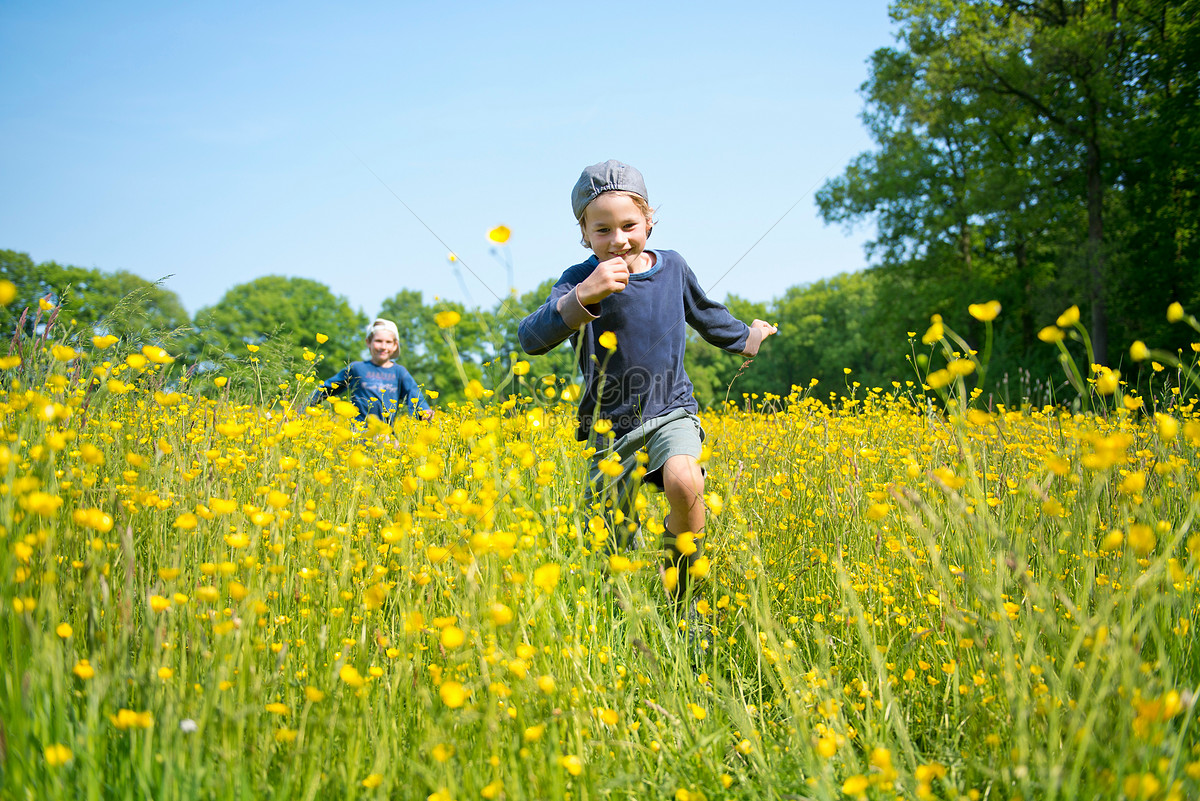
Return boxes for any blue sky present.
[1,1,894,317]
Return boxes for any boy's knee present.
[661,456,703,504]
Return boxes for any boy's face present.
[367,331,398,365]
[581,192,651,269]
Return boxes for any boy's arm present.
[397,367,434,420]
[307,366,351,406]
[517,263,607,355]
[681,265,776,355]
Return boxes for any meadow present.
[2,291,1199,800]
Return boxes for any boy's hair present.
[578,191,655,248]
[366,318,400,342]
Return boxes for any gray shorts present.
[585,408,705,550]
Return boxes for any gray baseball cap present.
[571,160,648,220]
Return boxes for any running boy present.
[309,318,433,422]
[518,160,776,602]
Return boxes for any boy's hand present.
[750,319,779,339]
[575,257,630,305]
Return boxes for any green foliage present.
[189,276,367,394]
[0,249,189,343]
[819,0,1200,381]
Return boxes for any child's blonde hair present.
[578,191,655,248]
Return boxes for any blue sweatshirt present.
[311,361,431,422]
[518,250,760,440]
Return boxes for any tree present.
[190,276,366,389]
[819,0,1200,377]
[0,249,189,342]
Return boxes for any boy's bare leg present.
[660,454,706,605]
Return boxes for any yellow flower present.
[1167,302,1184,322]
[56,622,73,639]
[1156,413,1179,441]
[1095,366,1120,395]
[662,566,679,594]
[435,310,461,329]
[361,774,383,788]
[533,563,560,593]
[597,456,624,478]
[1128,523,1156,556]
[214,376,228,388]
[305,686,326,702]
[842,774,869,795]
[439,680,468,708]
[109,709,153,730]
[559,754,584,776]
[141,345,174,364]
[947,358,975,376]
[1130,340,1149,361]
[265,702,288,715]
[523,724,545,742]
[1057,305,1080,327]
[92,334,119,349]
[52,344,79,362]
[23,491,63,517]
[688,702,707,720]
[44,744,73,767]
[487,225,512,244]
[1118,471,1146,495]
[598,330,618,351]
[440,626,465,648]
[1038,326,1065,343]
[149,595,171,612]
[0,280,15,305]
[489,603,514,626]
[926,368,952,390]
[968,300,1001,322]
[921,314,944,345]
[447,252,457,262]
[39,296,56,311]
[512,360,530,376]
[339,665,365,688]
[73,659,95,679]
[316,333,329,344]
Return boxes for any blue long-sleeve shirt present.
[310,361,431,422]
[518,250,756,440]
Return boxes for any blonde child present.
[518,160,776,603]
[309,318,433,422]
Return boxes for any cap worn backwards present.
[571,160,648,221]
[368,318,400,341]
